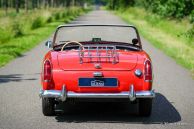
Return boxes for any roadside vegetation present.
[105,0,194,76]
[0,0,91,67]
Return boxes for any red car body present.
[39,25,155,116]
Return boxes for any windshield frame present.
[52,24,142,49]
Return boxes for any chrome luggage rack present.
[78,45,119,64]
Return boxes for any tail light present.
[144,60,152,81]
[43,60,52,82]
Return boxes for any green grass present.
[114,7,194,76]
[0,7,89,67]
[0,22,61,66]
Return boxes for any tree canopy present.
[106,0,194,22]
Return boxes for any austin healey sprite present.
[39,24,155,116]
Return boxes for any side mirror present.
[132,38,139,45]
[45,41,52,48]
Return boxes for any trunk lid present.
[57,50,138,71]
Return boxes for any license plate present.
[79,78,117,87]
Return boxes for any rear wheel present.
[138,98,153,117]
[42,98,55,116]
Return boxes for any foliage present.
[54,12,61,20]
[11,21,24,37]
[106,0,134,10]
[190,10,194,23]
[184,25,194,39]
[141,0,194,19]
[31,17,44,29]
[47,16,53,23]
[0,28,11,44]
[62,11,67,18]
[106,0,194,22]
[0,0,92,14]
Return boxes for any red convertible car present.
[39,24,155,116]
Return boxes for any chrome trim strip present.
[39,85,155,101]
[67,91,129,98]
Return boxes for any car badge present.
[94,63,101,69]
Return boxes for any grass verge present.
[0,8,90,67]
[115,7,194,76]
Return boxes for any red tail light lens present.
[43,60,52,81]
[144,60,152,81]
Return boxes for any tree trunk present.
[32,0,36,9]
[66,0,71,7]
[43,0,45,8]
[0,0,1,8]
[25,0,28,13]
[16,0,19,13]
[46,0,49,8]
[4,0,8,15]
[72,0,75,6]
[51,0,53,8]
[112,0,116,10]
[37,0,40,9]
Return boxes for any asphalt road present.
[1,10,194,129]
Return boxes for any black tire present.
[42,98,55,116]
[138,98,153,117]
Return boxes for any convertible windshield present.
[54,25,140,46]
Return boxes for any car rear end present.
[39,25,155,116]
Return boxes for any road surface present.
[0,10,194,129]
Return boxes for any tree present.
[16,0,19,13]
[4,0,8,15]
[25,0,28,12]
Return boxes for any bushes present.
[134,0,194,18]
[62,11,67,18]
[54,12,61,20]
[0,20,24,43]
[108,0,194,22]
[31,17,44,29]
[46,16,53,23]
[185,26,194,40]
[145,0,194,19]
[0,21,24,44]
[190,10,194,23]
[107,0,134,10]
[12,21,24,37]
[0,28,11,44]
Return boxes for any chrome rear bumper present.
[39,85,155,102]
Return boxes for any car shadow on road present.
[54,93,181,124]
[0,74,38,83]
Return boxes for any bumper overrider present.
[39,85,155,102]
